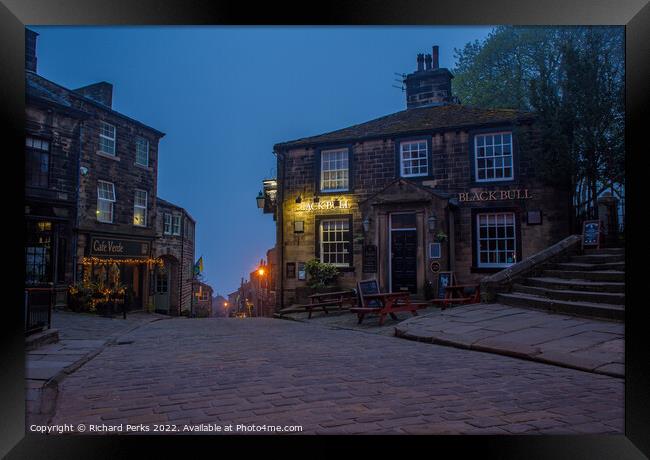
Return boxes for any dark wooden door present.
[391,230,418,293]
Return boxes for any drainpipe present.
[275,149,285,310]
[72,122,83,283]
[179,214,184,316]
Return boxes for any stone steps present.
[584,247,625,255]
[512,283,625,305]
[553,261,625,271]
[496,292,624,321]
[542,269,625,283]
[569,254,625,264]
[523,276,625,293]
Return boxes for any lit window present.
[133,189,147,226]
[477,212,517,268]
[400,140,428,177]
[320,148,349,191]
[97,181,115,223]
[172,215,181,235]
[475,132,513,182]
[99,121,116,155]
[163,213,172,235]
[25,136,50,188]
[319,219,351,267]
[135,137,149,166]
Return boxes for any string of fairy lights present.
[80,256,164,268]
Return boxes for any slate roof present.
[26,71,165,137]
[274,104,535,150]
[157,197,195,222]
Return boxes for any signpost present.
[582,220,601,249]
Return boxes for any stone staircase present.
[496,247,625,321]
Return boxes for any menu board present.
[582,220,601,249]
[362,245,378,273]
[437,272,455,299]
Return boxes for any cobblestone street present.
[48,317,624,435]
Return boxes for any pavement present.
[393,303,624,378]
[26,310,170,425]
[47,317,623,435]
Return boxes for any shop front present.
[80,235,160,311]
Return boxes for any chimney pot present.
[424,54,432,70]
[432,45,439,69]
[416,53,424,71]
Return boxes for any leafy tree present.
[453,26,624,231]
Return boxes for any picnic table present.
[430,284,480,310]
[350,291,424,326]
[278,289,357,319]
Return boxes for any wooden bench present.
[279,290,357,319]
[430,284,481,310]
[350,280,426,326]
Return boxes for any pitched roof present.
[274,104,534,150]
[26,71,165,137]
[157,197,195,222]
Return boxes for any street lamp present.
[427,213,437,232]
[256,191,265,209]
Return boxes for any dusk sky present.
[30,26,494,296]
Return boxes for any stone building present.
[25,28,166,311]
[263,46,570,309]
[152,198,196,315]
[192,280,214,317]
[24,29,85,304]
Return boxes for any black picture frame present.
[2,1,646,458]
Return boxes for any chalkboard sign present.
[357,279,381,307]
[362,245,378,273]
[582,220,601,249]
[437,272,455,299]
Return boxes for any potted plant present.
[305,258,340,290]
[434,230,448,243]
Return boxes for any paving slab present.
[394,303,624,378]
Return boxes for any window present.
[184,219,194,241]
[320,148,349,191]
[319,218,351,267]
[163,213,172,235]
[172,215,181,235]
[133,189,147,226]
[25,221,52,284]
[99,121,116,155]
[400,140,428,177]
[25,137,50,188]
[135,137,149,166]
[97,181,115,223]
[474,132,513,182]
[199,288,210,302]
[286,262,296,279]
[477,212,517,268]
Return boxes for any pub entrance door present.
[390,212,418,293]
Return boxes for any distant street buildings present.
[24,28,213,320]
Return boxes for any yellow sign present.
[297,198,351,212]
[458,189,532,202]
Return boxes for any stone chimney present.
[25,28,38,72]
[74,82,113,108]
[403,45,454,109]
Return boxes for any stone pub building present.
[265,46,570,308]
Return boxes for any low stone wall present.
[480,234,582,302]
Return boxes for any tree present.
[453,26,624,232]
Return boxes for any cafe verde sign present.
[458,189,532,203]
[90,237,150,258]
[297,197,351,212]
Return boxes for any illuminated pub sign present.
[296,197,351,212]
[89,236,150,258]
[458,189,532,202]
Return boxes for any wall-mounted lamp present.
[294,221,304,233]
[427,213,437,232]
[80,166,89,176]
[362,217,371,233]
[295,195,302,204]
[256,191,265,209]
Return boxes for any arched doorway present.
[154,255,179,315]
